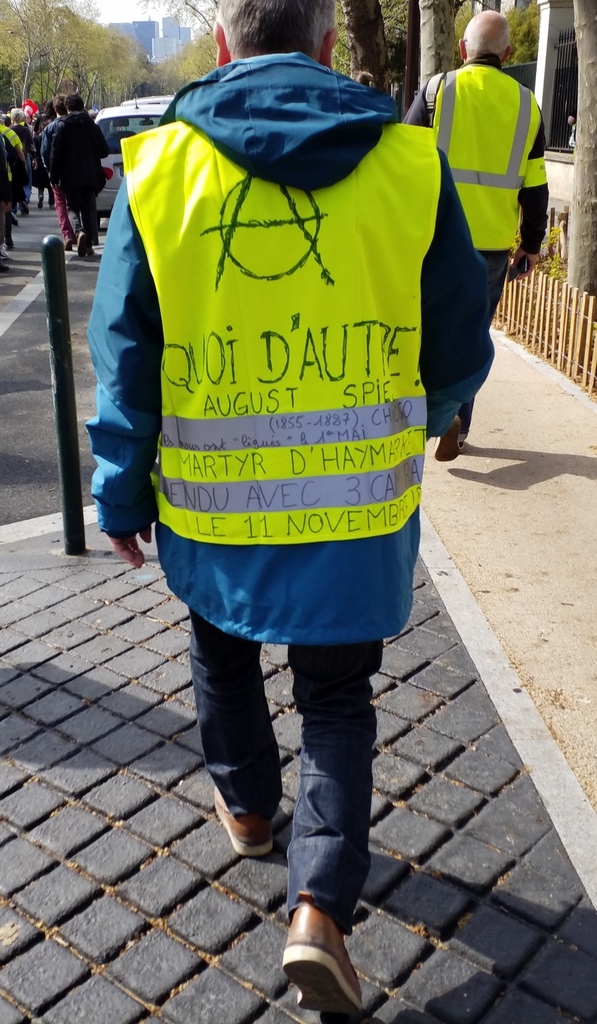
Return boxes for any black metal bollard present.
[41,235,86,555]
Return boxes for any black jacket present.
[0,142,11,204]
[50,111,109,193]
[12,123,35,159]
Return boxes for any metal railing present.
[549,28,577,152]
[502,61,537,93]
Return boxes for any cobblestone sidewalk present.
[0,528,596,1024]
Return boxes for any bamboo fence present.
[494,269,597,399]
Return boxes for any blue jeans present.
[188,610,382,934]
[22,155,32,205]
[458,248,509,436]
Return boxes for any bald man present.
[405,11,548,460]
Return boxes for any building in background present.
[133,20,159,57]
[109,22,137,41]
[152,17,190,60]
[470,0,532,10]
[109,16,191,61]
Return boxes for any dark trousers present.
[189,610,382,934]
[458,249,509,436]
[4,206,12,245]
[64,186,95,243]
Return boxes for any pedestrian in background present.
[0,120,26,251]
[405,10,548,459]
[86,0,493,1013]
[41,95,76,250]
[49,92,108,257]
[10,109,35,215]
[0,137,11,270]
[33,111,54,209]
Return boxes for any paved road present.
[0,208,103,526]
[1,528,596,1024]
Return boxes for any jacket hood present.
[161,53,397,190]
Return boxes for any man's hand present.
[108,527,152,567]
[512,247,538,280]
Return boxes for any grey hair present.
[463,11,510,60]
[217,0,336,58]
[10,108,25,123]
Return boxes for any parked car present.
[95,97,172,217]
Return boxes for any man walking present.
[0,120,25,252]
[0,138,11,271]
[49,93,108,257]
[405,10,548,460]
[86,0,493,1013]
[41,97,76,250]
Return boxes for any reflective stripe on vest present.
[124,122,441,545]
[161,397,428,452]
[159,454,425,515]
[436,71,531,191]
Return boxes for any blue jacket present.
[40,117,61,172]
[87,53,493,645]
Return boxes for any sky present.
[97,0,171,26]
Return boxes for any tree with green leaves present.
[454,0,539,69]
[504,0,540,66]
[0,0,50,104]
[150,32,216,94]
[0,0,146,107]
[339,0,388,90]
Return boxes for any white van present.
[95,97,173,217]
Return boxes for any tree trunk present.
[568,0,597,297]
[21,57,32,105]
[419,0,455,83]
[339,0,389,92]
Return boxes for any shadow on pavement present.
[448,443,597,490]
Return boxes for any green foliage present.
[149,33,216,94]
[0,64,12,105]
[538,226,567,281]
[504,0,540,66]
[334,0,408,86]
[382,0,408,86]
[0,0,147,107]
[454,7,468,68]
[333,0,351,78]
[454,0,539,69]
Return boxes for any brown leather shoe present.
[434,414,462,462]
[283,895,361,1014]
[214,787,272,857]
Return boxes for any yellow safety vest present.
[433,65,547,250]
[0,125,23,183]
[123,121,441,545]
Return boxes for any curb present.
[419,509,597,908]
[0,505,98,546]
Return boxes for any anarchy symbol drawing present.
[201,175,335,290]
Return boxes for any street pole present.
[41,235,86,556]
[405,0,420,112]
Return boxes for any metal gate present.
[549,27,578,151]
[502,61,537,92]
